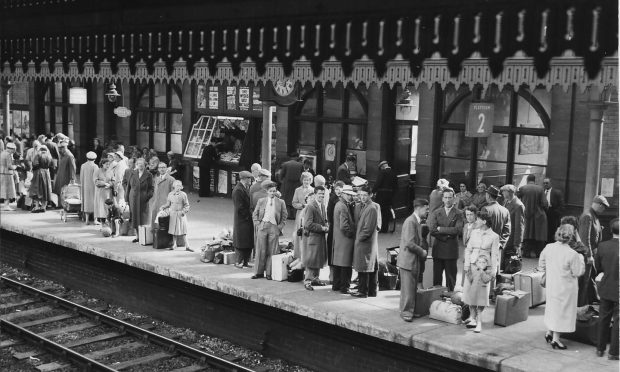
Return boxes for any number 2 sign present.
[465,102,494,137]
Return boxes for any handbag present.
[540,272,546,288]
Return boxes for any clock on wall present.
[274,79,295,96]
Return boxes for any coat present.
[113,160,128,202]
[332,199,356,267]
[578,209,603,258]
[53,150,76,195]
[93,168,113,219]
[519,183,548,241]
[150,174,175,226]
[336,163,352,185]
[353,201,379,272]
[372,167,397,205]
[428,189,444,212]
[291,185,314,258]
[463,228,500,306]
[397,213,427,274]
[232,183,254,249]
[303,201,328,269]
[545,188,564,241]
[29,153,53,202]
[503,197,525,254]
[427,207,464,259]
[471,192,487,209]
[326,191,340,265]
[595,237,619,302]
[249,181,265,211]
[162,190,189,235]
[455,191,473,209]
[482,201,511,248]
[126,170,154,228]
[279,159,303,206]
[252,196,287,232]
[0,150,16,199]
[79,161,98,213]
[539,242,585,332]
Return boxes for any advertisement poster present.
[208,86,219,109]
[226,86,237,110]
[197,84,207,108]
[239,87,250,110]
[253,86,262,111]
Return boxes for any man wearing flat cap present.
[0,142,17,211]
[252,180,287,279]
[578,194,609,306]
[80,152,99,224]
[373,160,397,233]
[482,185,511,270]
[233,171,255,268]
[53,141,76,197]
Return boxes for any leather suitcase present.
[271,253,293,281]
[565,316,610,346]
[415,286,446,316]
[153,229,173,249]
[222,251,237,265]
[514,272,546,307]
[138,225,153,245]
[429,300,462,324]
[494,290,530,326]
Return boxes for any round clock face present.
[274,79,295,96]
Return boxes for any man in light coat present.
[398,198,429,322]
[518,174,548,257]
[332,185,357,294]
[501,184,525,258]
[302,186,329,290]
[252,181,287,279]
[150,162,175,227]
[351,185,379,298]
[79,151,99,224]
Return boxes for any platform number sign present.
[466,103,494,137]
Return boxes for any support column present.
[2,80,12,135]
[582,101,609,212]
[261,105,275,171]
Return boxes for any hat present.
[114,150,124,158]
[5,142,16,150]
[58,141,68,148]
[86,151,97,160]
[258,168,271,177]
[436,178,449,188]
[593,195,610,208]
[378,161,388,168]
[342,185,357,196]
[239,170,253,179]
[261,180,278,190]
[486,185,500,198]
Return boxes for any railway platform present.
[0,194,617,372]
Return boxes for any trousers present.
[254,222,279,276]
[332,266,352,292]
[358,260,378,296]
[399,267,419,316]
[433,258,457,291]
[598,298,619,356]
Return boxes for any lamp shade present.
[69,87,87,104]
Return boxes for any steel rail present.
[0,276,255,372]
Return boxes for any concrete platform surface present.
[0,193,617,372]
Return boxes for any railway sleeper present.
[13,331,124,360]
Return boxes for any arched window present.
[133,81,183,153]
[438,83,551,189]
[41,81,73,138]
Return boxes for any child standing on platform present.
[161,180,190,250]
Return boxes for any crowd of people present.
[1,137,617,359]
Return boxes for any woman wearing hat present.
[93,158,114,224]
[291,172,314,259]
[1,142,18,211]
[53,141,76,197]
[80,152,99,223]
[28,146,53,213]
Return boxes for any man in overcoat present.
[125,158,154,242]
[543,178,564,244]
[518,174,548,257]
[302,186,329,290]
[398,198,429,322]
[578,194,608,306]
[332,185,356,293]
[501,184,525,258]
[373,161,398,233]
[79,151,99,224]
[427,188,464,291]
[595,218,619,360]
[233,171,255,267]
[252,181,287,279]
[482,185,511,269]
[279,153,303,218]
[150,162,175,227]
[351,185,379,298]
[53,141,76,197]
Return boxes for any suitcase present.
[497,272,516,284]
[421,256,434,289]
[222,251,237,264]
[415,286,446,316]
[565,316,610,346]
[272,253,293,281]
[494,290,530,326]
[514,272,546,307]
[138,225,153,245]
[429,299,462,324]
[153,229,173,249]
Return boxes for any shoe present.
[185,246,194,252]
[550,341,567,350]
[340,289,352,295]
[132,238,139,243]
[466,320,477,329]
[233,263,243,269]
[474,322,481,333]
[401,314,413,322]
[350,292,367,298]
[596,350,605,357]
[464,317,474,325]
[304,283,314,291]
[609,355,619,361]
[251,274,264,279]
[412,313,423,318]
[545,333,553,343]
[266,275,272,280]
[368,293,377,297]
[311,280,326,286]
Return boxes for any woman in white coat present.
[538,224,585,350]
[291,172,314,260]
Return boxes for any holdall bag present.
[429,299,462,324]
[287,268,304,282]
[138,225,153,245]
[378,261,400,290]
[514,272,546,307]
[201,244,224,263]
[494,290,530,326]
[415,286,447,316]
[213,251,225,264]
[503,255,522,274]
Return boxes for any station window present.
[0,82,30,137]
[133,82,183,154]
[438,83,550,190]
[41,81,73,139]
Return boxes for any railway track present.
[0,276,256,372]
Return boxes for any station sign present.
[465,102,494,137]
[69,87,87,104]
[114,106,132,118]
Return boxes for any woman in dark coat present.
[125,158,154,242]
[199,145,217,197]
[232,172,254,267]
[29,146,53,212]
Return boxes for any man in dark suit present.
[501,184,525,258]
[518,174,548,257]
[543,178,564,243]
[252,181,288,279]
[373,161,398,233]
[336,154,356,185]
[279,153,303,219]
[398,198,429,322]
[427,188,464,291]
[482,185,511,270]
[578,194,608,306]
[595,218,619,360]
[232,171,254,268]
[302,186,329,290]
